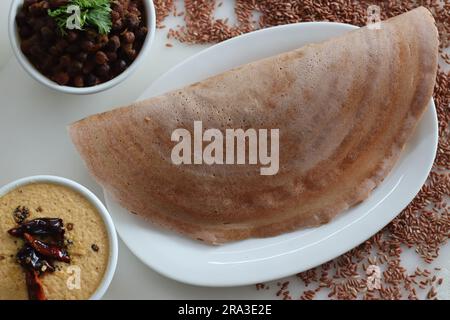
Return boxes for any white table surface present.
[0,0,448,300]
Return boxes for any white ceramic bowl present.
[8,0,156,95]
[0,175,118,300]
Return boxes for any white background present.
[0,0,448,299]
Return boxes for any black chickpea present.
[75,52,88,63]
[122,43,134,55]
[66,44,81,54]
[114,59,127,73]
[19,25,33,38]
[106,51,117,62]
[40,26,54,42]
[81,40,95,52]
[107,36,121,51]
[68,61,83,76]
[52,71,69,85]
[95,51,109,65]
[95,64,111,78]
[84,74,98,86]
[122,32,135,44]
[125,13,140,29]
[73,75,84,87]
[66,31,78,43]
[59,54,71,67]
[82,60,95,74]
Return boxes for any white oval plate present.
[104,22,438,287]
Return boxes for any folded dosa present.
[70,7,438,244]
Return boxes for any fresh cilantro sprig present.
[48,0,112,35]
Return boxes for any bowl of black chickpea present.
[9,0,155,94]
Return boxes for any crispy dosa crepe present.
[70,7,438,244]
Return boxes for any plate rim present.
[105,21,438,287]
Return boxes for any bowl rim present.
[8,0,156,95]
[0,175,118,300]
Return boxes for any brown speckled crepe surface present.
[70,7,438,244]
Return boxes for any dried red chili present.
[17,244,55,273]
[25,269,46,300]
[24,233,70,263]
[8,218,65,239]
[7,212,72,300]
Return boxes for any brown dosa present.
[70,7,438,244]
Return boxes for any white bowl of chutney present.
[0,175,118,300]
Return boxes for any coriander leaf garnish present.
[48,0,112,35]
